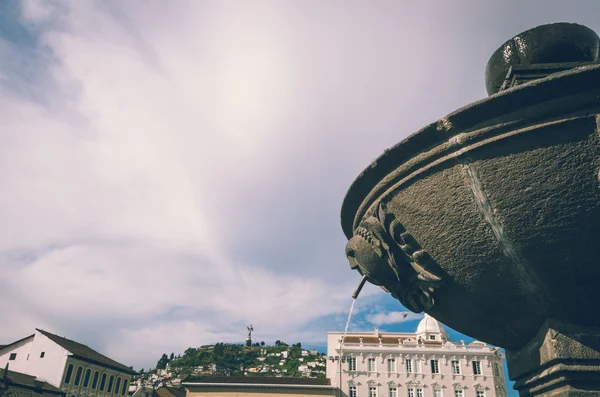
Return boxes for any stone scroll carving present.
[346,202,442,312]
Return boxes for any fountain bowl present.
[341,28,600,349]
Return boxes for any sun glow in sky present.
[2,2,600,396]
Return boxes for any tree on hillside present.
[275,340,281,346]
[260,341,265,346]
[170,352,175,360]
[214,343,225,357]
[156,354,169,370]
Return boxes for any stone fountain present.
[342,22,600,397]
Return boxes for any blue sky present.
[2,1,600,396]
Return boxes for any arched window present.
[107,375,115,393]
[83,369,91,387]
[64,364,74,384]
[100,373,107,391]
[92,371,100,389]
[121,380,128,396]
[74,366,83,386]
[115,377,122,395]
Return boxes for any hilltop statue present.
[246,325,253,347]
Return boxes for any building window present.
[92,371,99,389]
[476,391,485,397]
[349,385,357,397]
[389,387,397,397]
[100,373,107,391]
[74,366,83,386]
[387,358,396,373]
[429,335,436,340]
[451,360,461,374]
[406,359,413,373]
[83,369,91,387]
[115,377,122,395]
[368,358,376,372]
[8,353,16,360]
[108,375,115,393]
[472,360,482,375]
[40,352,45,358]
[348,357,357,371]
[454,390,463,397]
[408,388,422,397]
[433,389,442,397]
[64,364,74,384]
[493,362,500,376]
[369,387,377,397]
[431,359,440,374]
[121,380,128,396]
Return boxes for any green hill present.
[153,342,327,378]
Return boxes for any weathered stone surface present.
[485,23,600,95]
[506,320,600,396]
[340,23,600,397]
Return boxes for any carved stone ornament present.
[345,202,442,312]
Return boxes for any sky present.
[1,0,600,395]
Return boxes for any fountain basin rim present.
[341,63,600,239]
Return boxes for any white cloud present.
[366,311,424,326]
[4,0,598,375]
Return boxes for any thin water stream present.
[341,299,356,349]
[336,275,366,392]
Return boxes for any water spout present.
[351,275,368,299]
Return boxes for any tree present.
[275,340,281,347]
[139,369,144,374]
[214,343,224,357]
[170,352,175,360]
[156,354,169,370]
[260,341,265,346]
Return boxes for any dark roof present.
[36,329,136,375]
[0,367,65,395]
[183,376,331,386]
[154,386,186,397]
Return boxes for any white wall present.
[0,336,34,373]
[26,330,71,386]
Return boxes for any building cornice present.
[335,346,499,356]
[182,382,336,390]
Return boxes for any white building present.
[0,329,137,397]
[326,315,508,397]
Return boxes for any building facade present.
[326,315,508,397]
[0,329,136,397]
[183,376,337,397]
[0,366,66,397]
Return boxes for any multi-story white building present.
[0,329,136,397]
[326,315,508,397]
